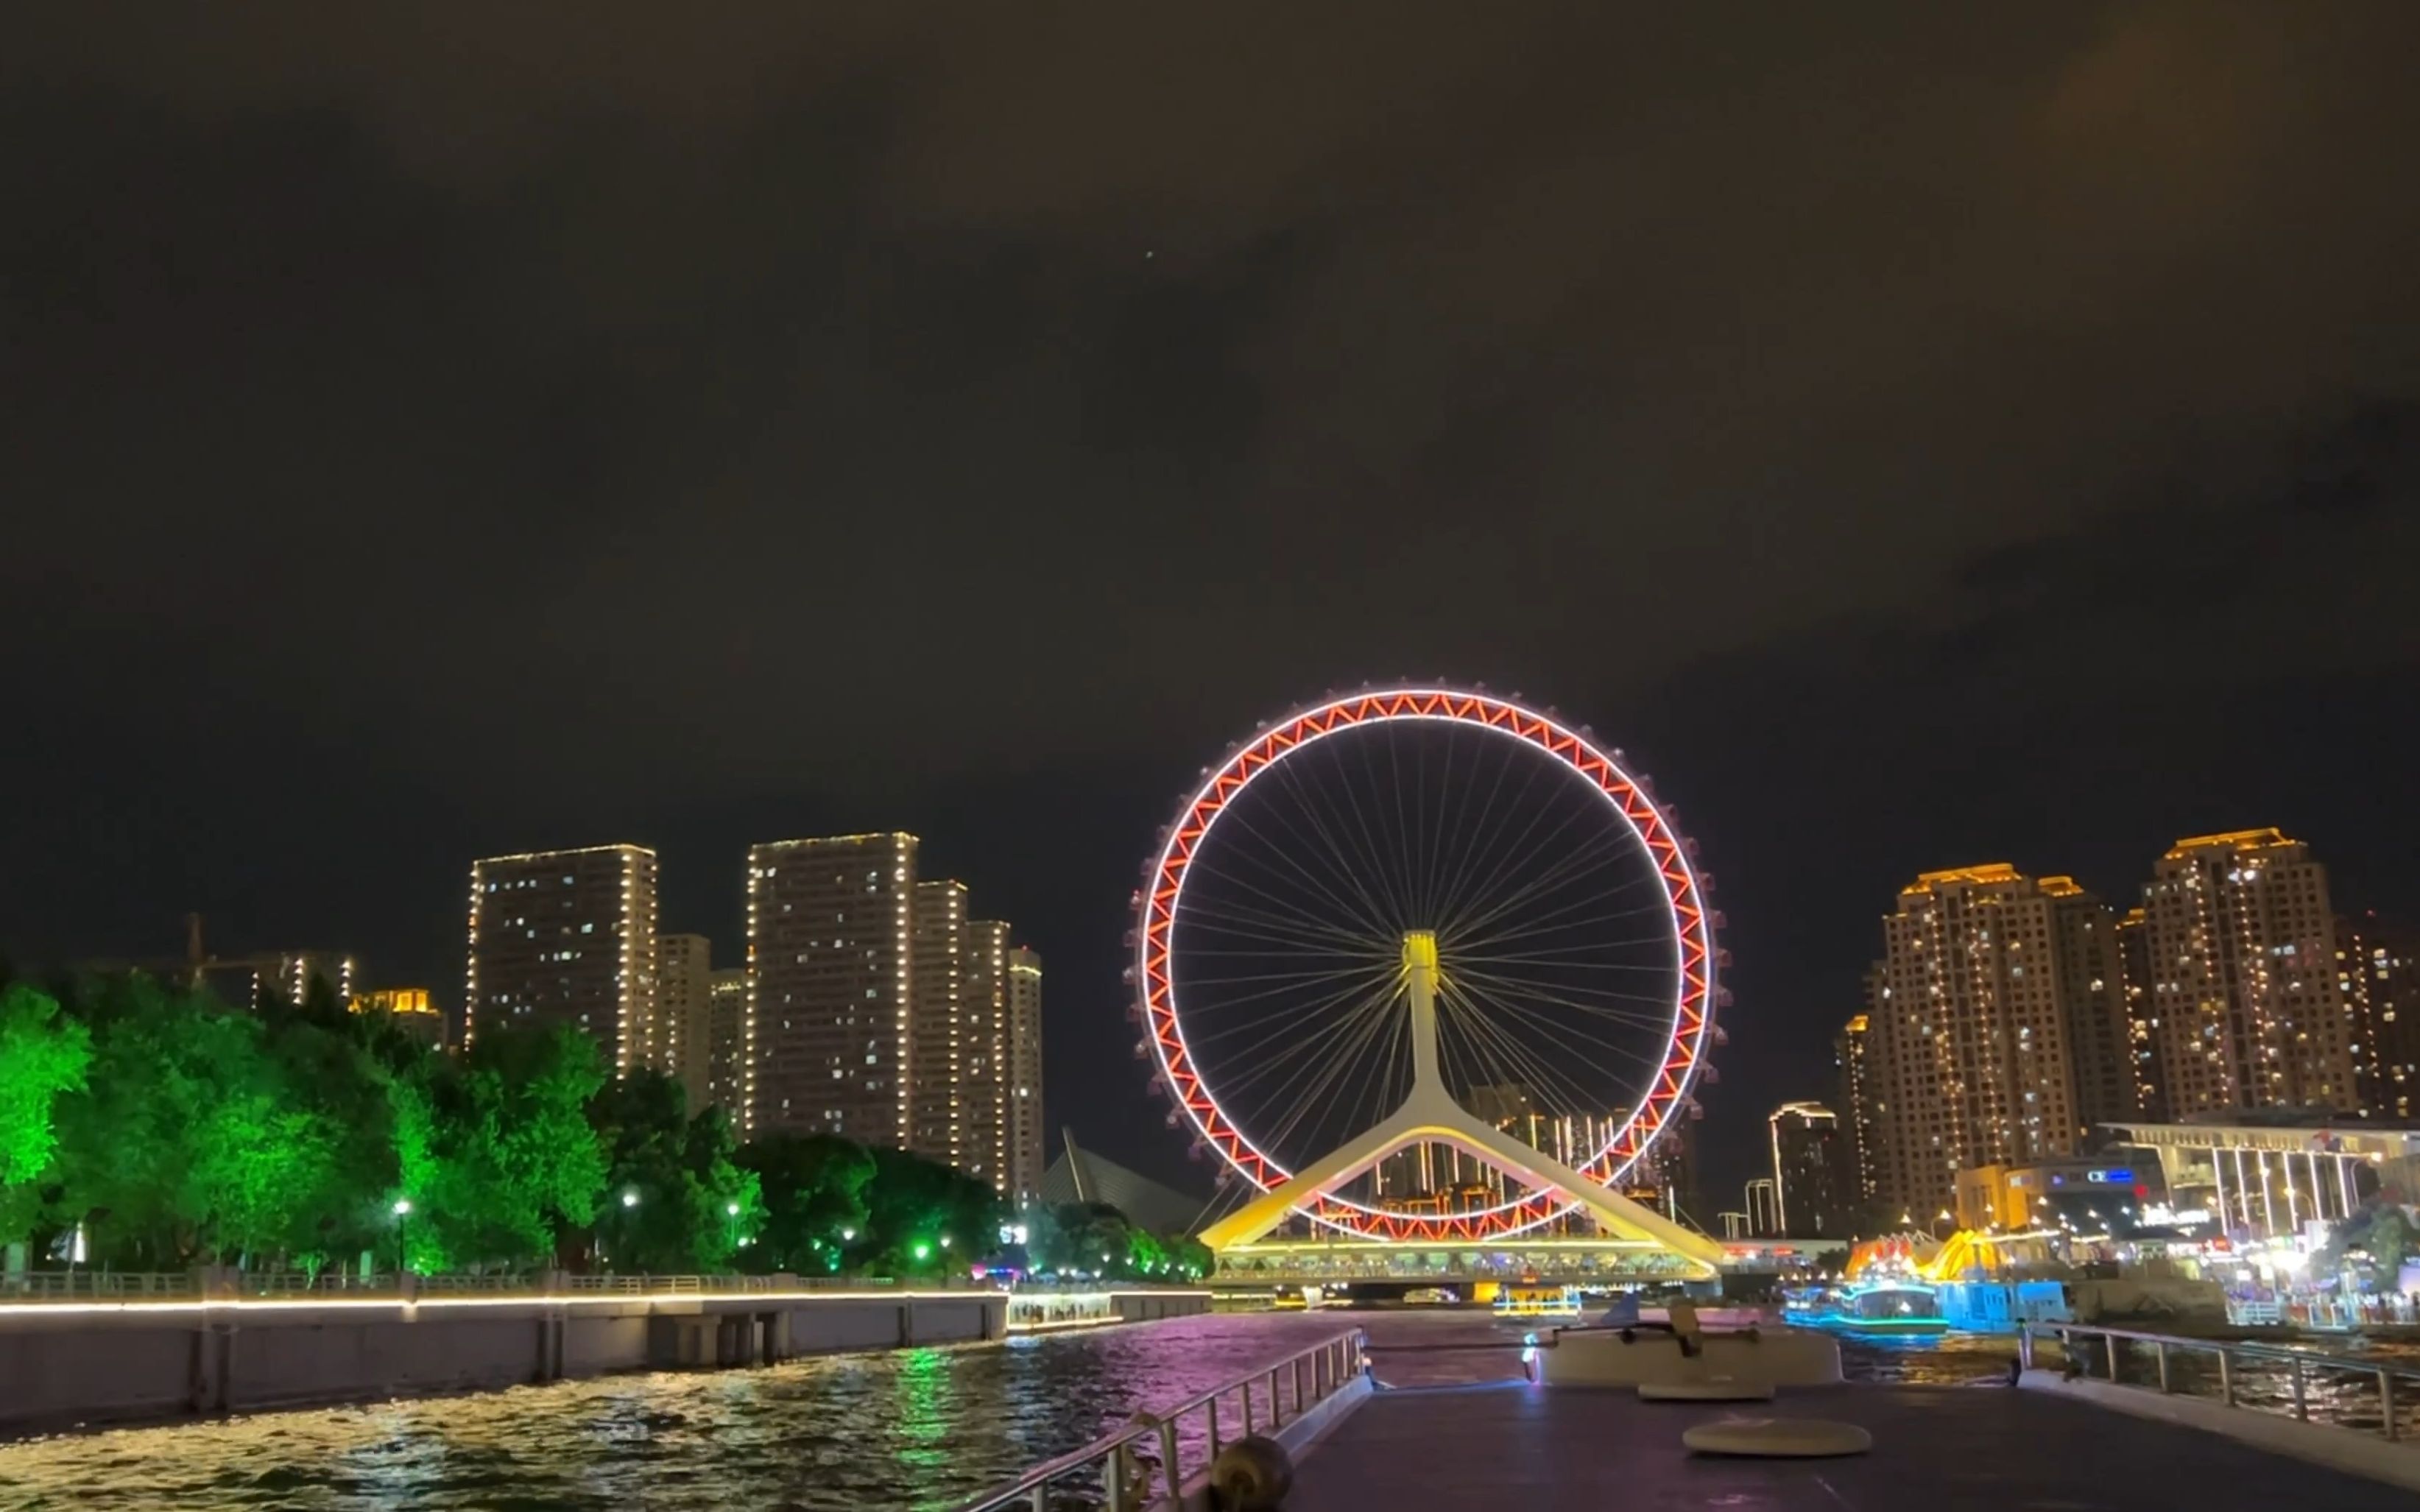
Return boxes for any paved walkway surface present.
[1284,1378,2413,1510]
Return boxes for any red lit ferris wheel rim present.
[1137,687,1718,1243]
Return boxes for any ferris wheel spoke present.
[1193,804,1382,935]
[1215,796,1403,943]
[1182,886,1371,961]
[1176,912,1382,966]
[1440,824,1648,944]
[1450,961,1679,1017]
[1176,953,1394,977]
[1382,727,1425,928]
[1452,978,1674,1070]
[1406,726,1431,927]
[1180,856,1394,951]
[1442,967,1674,1035]
[1179,969,1395,1006]
[1447,988,1645,1120]
[1428,757,1598,933]
[1263,743,1404,931]
[1324,1007,1410,1165]
[1438,981,1624,1117]
[1433,992,1536,1114]
[1436,726,1548,927]
[1200,984,1393,1096]
[1412,718,1453,929]
[1221,986,1404,1146]
[1196,839,1389,948]
[1443,886,1671,953]
[1298,728,1431,929]
[1297,728,1416,936]
[1436,981,1579,1116]
[1326,721,1413,924]
[1449,941,1676,969]
[1450,964,1681,1021]
[1172,969,1399,1028]
[1327,723,1419,928]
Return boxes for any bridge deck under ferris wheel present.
[1133,688,1730,1282]
[1194,932,1724,1275]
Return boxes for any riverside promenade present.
[0,1269,1209,1435]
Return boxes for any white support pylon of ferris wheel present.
[1195,930,1728,1273]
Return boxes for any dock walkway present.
[1286,1377,2412,1510]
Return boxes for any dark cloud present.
[4,2,2418,1198]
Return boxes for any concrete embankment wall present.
[0,1288,1082,1435]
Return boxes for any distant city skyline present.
[31,812,2416,1226]
[1835,829,2410,1234]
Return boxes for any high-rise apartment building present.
[909,881,970,1165]
[1005,944,1045,1204]
[2341,913,2419,1121]
[1768,1101,1846,1238]
[2137,830,2357,1116]
[960,919,1012,1193]
[745,833,917,1143]
[655,933,715,1113]
[2042,877,2138,1146]
[1859,864,2088,1222]
[466,844,658,1070]
[2115,908,2167,1122]
[1835,1010,1879,1228]
[706,967,747,1116]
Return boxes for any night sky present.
[6,5,2419,1213]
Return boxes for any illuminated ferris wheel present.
[1130,687,1727,1247]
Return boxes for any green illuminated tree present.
[52,978,350,1266]
[740,1132,875,1273]
[1124,1227,1166,1278]
[403,1028,608,1271]
[861,1146,1001,1276]
[588,1072,761,1272]
[0,986,92,1245]
[1031,1202,1132,1277]
[1162,1234,1214,1280]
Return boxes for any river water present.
[0,1312,2146,1511]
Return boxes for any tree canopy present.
[6,972,1179,1283]
[0,985,92,1245]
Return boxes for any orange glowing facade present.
[2136,830,2357,1116]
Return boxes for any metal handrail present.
[2024,1321,2420,1444]
[0,1271,197,1299]
[0,1268,1114,1304]
[953,1329,1368,1511]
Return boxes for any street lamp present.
[391,1198,414,1274]
[724,1201,741,1252]
[621,1189,641,1209]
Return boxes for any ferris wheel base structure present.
[1194,933,1726,1277]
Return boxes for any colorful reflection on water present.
[0,1312,1371,1511]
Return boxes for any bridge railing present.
[0,1269,1095,1304]
[2023,1322,2420,1444]
[0,1271,198,1300]
[953,1329,1367,1511]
